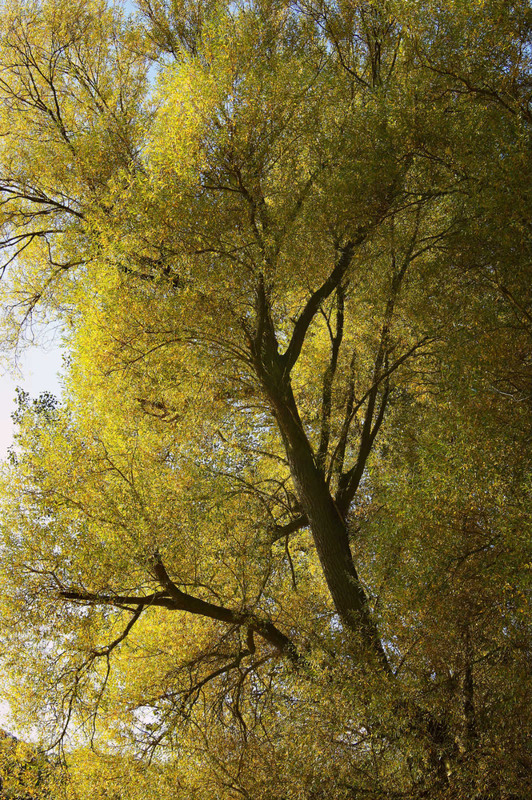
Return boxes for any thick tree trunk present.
[264,372,390,672]
[249,269,389,670]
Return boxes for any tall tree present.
[0,0,531,797]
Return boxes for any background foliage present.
[0,0,531,797]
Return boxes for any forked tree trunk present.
[261,364,390,672]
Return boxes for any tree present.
[0,0,531,797]
[0,729,63,799]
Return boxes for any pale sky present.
[0,344,64,460]
[0,342,64,732]
[0,0,138,744]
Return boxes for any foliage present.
[0,730,64,799]
[0,0,531,798]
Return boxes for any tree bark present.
[261,365,390,672]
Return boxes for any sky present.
[0,341,64,731]
[0,0,138,738]
[0,343,64,460]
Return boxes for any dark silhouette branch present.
[281,239,357,376]
[335,337,431,516]
[317,284,345,473]
[270,514,309,542]
[61,553,299,664]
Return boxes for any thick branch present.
[270,514,309,542]
[261,376,390,672]
[281,240,357,376]
[60,589,176,610]
[62,558,299,663]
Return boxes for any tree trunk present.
[264,370,390,672]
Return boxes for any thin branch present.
[317,284,345,472]
[330,336,431,497]
[90,604,144,658]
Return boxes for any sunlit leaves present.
[0,0,531,798]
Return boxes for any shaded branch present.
[317,284,345,473]
[270,513,309,543]
[150,551,298,660]
[335,337,431,516]
[61,554,299,663]
[281,239,357,376]
[335,214,426,515]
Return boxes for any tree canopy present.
[0,0,531,798]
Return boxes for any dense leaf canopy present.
[0,1,531,798]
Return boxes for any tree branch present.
[281,239,358,376]
[61,554,299,663]
[317,284,345,473]
[150,551,298,659]
[270,514,309,543]
[334,337,431,516]
[90,604,144,658]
